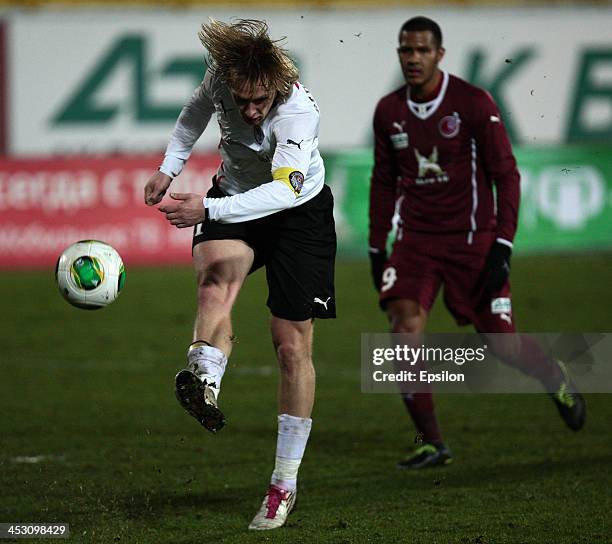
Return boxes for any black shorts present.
[193,184,336,321]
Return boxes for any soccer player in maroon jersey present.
[369,16,586,469]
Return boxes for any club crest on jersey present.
[289,171,305,194]
[439,112,461,138]
[390,121,409,149]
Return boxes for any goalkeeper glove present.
[484,241,512,293]
[369,249,387,291]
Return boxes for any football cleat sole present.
[175,369,225,433]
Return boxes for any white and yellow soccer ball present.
[55,240,126,310]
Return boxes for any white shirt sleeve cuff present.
[159,156,185,178]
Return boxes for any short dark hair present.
[399,17,443,48]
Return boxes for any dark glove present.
[369,249,387,291]
[484,242,512,293]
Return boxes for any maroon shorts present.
[380,231,515,332]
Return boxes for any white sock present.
[271,414,312,492]
[187,342,227,397]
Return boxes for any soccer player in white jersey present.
[144,19,336,530]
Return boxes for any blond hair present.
[199,19,299,100]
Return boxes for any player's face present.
[397,30,445,91]
[232,82,277,126]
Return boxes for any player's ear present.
[437,46,446,63]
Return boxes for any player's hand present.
[158,193,206,228]
[369,249,388,291]
[484,242,512,293]
[144,171,172,206]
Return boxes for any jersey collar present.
[406,71,449,120]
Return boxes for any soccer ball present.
[55,240,126,310]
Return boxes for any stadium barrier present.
[0,154,215,268]
[0,145,610,268]
[327,144,612,256]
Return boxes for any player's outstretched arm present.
[158,178,298,228]
[158,74,216,181]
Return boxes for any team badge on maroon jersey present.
[289,171,304,194]
[438,112,461,138]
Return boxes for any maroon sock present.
[401,391,443,445]
[497,334,564,392]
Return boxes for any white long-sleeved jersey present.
[159,70,325,223]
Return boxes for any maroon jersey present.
[369,71,520,250]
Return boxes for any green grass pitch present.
[1,255,611,543]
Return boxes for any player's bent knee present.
[389,312,427,334]
[391,318,423,334]
[386,299,427,333]
[276,342,306,367]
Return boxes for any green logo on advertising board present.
[567,49,612,142]
[52,35,303,128]
[465,47,612,144]
[53,35,205,124]
[466,47,537,143]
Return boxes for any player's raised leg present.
[175,239,254,433]
[387,299,453,469]
[475,311,586,431]
[248,317,314,530]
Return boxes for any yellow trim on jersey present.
[273,166,304,196]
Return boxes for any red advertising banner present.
[0,154,218,268]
